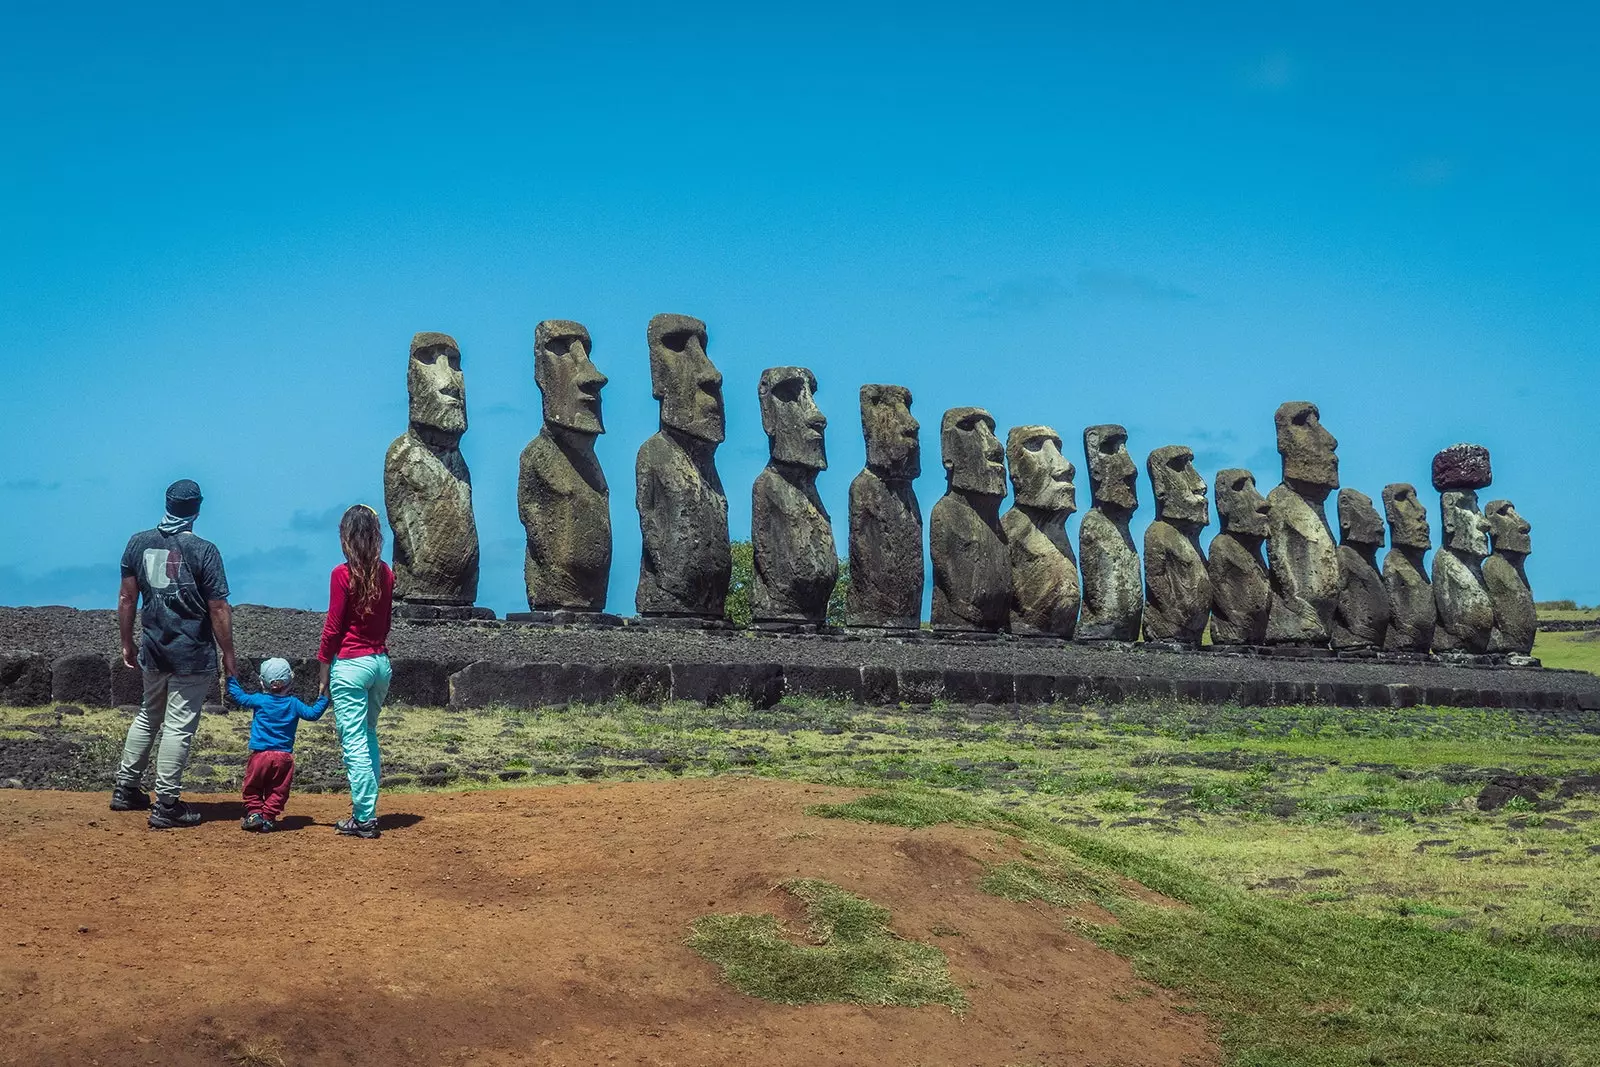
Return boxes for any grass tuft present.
[687,879,965,1012]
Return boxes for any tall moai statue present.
[518,321,611,615]
[385,332,483,613]
[1265,401,1340,644]
[1431,444,1495,653]
[1381,483,1436,652]
[1001,426,1080,637]
[846,385,923,629]
[1143,446,1211,647]
[1331,489,1391,650]
[1484,499,1536,655]
[930,407,1010,632]
[1078,424,1141,641]
[1208,469,1271,645]
[751,367,837,626]
[635,314,731,619]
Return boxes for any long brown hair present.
[340,505,385,616]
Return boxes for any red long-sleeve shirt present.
[318,562,394,664]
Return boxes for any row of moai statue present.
[382,321,1537,655]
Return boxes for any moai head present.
[534,320,606,435]
[1007,425,1075,514]
[759,366,827,470]
[1215,468,1269,538]
[408,332,466,439]
[648,313,724,443]
[860,384,920,479]
[1148,445,1208,527]
[1275,401,1339,491]
[1486,499,1532,556]
[1441,490,1492,558]
[1337,489,1385,549]
[1083,424,1138,512]
[941,407,1006,496]
[1383,483,1431,550]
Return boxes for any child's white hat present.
[260,658,294,687]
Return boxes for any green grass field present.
[5,693,1599,1064]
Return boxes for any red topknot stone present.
[1431,443,1492,492]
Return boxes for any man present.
[111,479,237,828]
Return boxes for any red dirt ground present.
[0,780,1218,1066]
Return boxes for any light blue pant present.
[330,653,391,823]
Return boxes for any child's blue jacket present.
[226,678,328,753]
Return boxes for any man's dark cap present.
[165,479,203,518]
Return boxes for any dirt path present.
[0,780,1217,1066]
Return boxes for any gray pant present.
[115,671,212,802]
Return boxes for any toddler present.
[226,658,328,832]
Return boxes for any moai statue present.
[846,385,923,629]
[751,367,837,626]
[1142,446,1211,647]
[1265,401,1340,645]
[1078,424,1141,641]
[1331,489,1390,650]
[635,314,731,619]
[1208,469,1272,645]
[1001,426,1080,637]
[1431,445,1495,653]
[930,407,1010,631]
[1484,500,1535,655]
[385,332,482,611]
[518,320,611,615]
[1381,483,1436,652]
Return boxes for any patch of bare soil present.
[0,780,1218,1066]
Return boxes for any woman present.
[317,504,394,840]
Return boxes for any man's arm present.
[208,600,237,678]
[117,575,140,670]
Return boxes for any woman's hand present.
[318,661,331,700]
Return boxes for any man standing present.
[111,479,237,828]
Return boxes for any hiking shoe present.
[257,817,278,833]
[110,785,151,812]
[241,812,267,832]
[148,800,202,829]
[334,816,380,840]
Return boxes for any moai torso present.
[1382,549,1435,652]
[635,429,731,616]
[1003,507,1080,637]
[847,470,923,627]
[931,493,1010,631]
[1265,486,1339,643]
[387,431,480,603]
[1078,508,1141,640]
[1143,445,1211,646]
[519,431,610,611]
[1208,533,1270,645]
[1433,549,1494,653]
[752,466,837,623]
[1485,499,1535,655]
[1331,489,1389,650]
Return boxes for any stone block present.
[895,668,945,705]
[0,651,51,707]
[1013,673,1057,707]
[51,653,112,706]
[861,665,899,705]
[781,665,865,703]
[942,669,1013,705]
[111,663,144,706]
[670,662,783,708]
[388,658,467,708]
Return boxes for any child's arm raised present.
[226,677,265,710]
[297,693,330,721]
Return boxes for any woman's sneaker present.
[148,800,202,830]
[241,812,267,832]
[334,816,380,839]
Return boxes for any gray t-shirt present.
[120,529,230,675]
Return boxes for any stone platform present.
[2,605,1597,714]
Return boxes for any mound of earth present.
[0,780,1216,1066]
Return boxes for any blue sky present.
[3,1,1596,614]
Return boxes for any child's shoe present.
[257,817,278,833]
[241,812,266,832]
[334,816,380,839]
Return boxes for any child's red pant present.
[242,750,295,820]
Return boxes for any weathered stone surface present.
[1143,445,1210,646]
[1432,443,1492,492]
[1208,468,1271,646]
[847,385,923,628]
[1078,424,1141,641]
[636,315,730,618]
[1433,488,1494,653]
[520,320,611,612]
[1485,499,1535,654]
[1332,489,1390,650]
[1266,401,1339,644]
[1381,483,1435,652]
[0,651,51,707]
[1002,425,1079,637]
[751,367,837,625]
[386,332,480,605]
[931,407,1009,631]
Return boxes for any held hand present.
[121,644,137,671]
